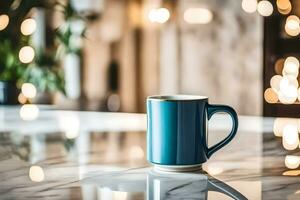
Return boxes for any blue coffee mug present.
[147,95,238,171]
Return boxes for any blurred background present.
[1,0,300,117]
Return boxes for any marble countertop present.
[0,106,299,200]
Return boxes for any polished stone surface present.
[0,106,300,200]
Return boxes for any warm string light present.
[241,0,274,16]
[19,46,35,63]
[0,14,9,31]
[21,83,37,99]
[266,56,300,104]
[277,0,292,15]
[241,0,257,13]
[148,8,170,24]
[277,0,291,10]
[278,82,297,104]
[264,88,278,103]
[283,56,299,77]
[19,17,37,105]
[270,75,282,92]
[20,18,37,36]
[18,93,27,104]
[183,8,213,24]
[147,7,215,25]
[285,15,300,36]
[257,0,273,17]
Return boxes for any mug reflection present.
[82,168,247,200]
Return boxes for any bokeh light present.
[282,124,299,150]
[285,15,300,36]
[285,155,300,169]
[279,76,290,91]
[20,18,37,36]
[241,0,257,13]
[184,8,213,24]
[264,88,278,103]
[19,104,39,121]
[273,118,299,137]
[286,76,299,88]
[277,0,292,15]
[148,8,170,24]
[273,118,283,137]
[271,56,299,104]
[273,118,288,137]
[283,56,299,77]
[21,83,37,99]
[18,93,27,104]
[279,77,298,97]
[257,1,273,17]
[278,6,291,15]
[274,58,285,75]
[277,0,291,10]
[270,75,282,92]
[29,165,45,182]
[59,113,80,139]
[278,86,298,104]
[19,46,35,63]
[282,170,300,176]
[0,14,9,31]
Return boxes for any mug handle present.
[206,104,238,158]
[207,178,247,200]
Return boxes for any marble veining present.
[0,107,299,200]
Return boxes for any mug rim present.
[147,94,208,101]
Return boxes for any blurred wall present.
[177,0,263,115]
[82,0,263,115]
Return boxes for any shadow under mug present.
[147,95,238,171]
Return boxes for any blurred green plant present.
[22,51,65,93]
[0,0,84,95]
[0,0,59,93]
[55,2,86,56]
[0,40,25,82]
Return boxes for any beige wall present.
[82,0,263,115]
[177,0,263,115]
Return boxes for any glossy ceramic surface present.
[147,95,238,166]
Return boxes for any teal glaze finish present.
[147,96,238,166]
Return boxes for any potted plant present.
[0,40,25,104]
[56,2,85,100]
[22,50,65,104]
